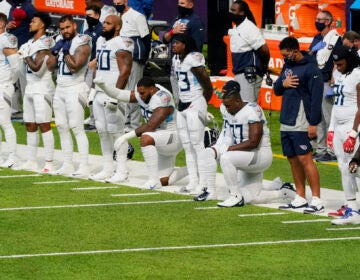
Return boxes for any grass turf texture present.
[0,107,350,279]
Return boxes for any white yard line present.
[1,236,359,259]
[0,199,192,211]
[72,186,120,190]
[326,227,360,231]
[111,193,160,197]
[0,174,42,178]
[238,212,288,217]
[33,180,80,185]
[282,219,330,224]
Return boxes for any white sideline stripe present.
[1,236,359,259]
[194,207,221,210]
[238,212,287,217]
[326,227,360,231]
[0,200,192,211]
[282,219,330,224]
[0,174,42,178]
[72,186,120,190]
[33,180,80,185]
[111,193,160,197]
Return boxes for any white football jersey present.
[25,35,55,94]
[57,34,92,87]
[135,84,177,131]
[173,51,206,103]
[0,32,17,84]
[220,102,271,148]
[332,67,360,124]
[95,36,134,91]
[333,68,360,107]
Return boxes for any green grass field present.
[0,108,357,279]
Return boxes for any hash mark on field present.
[282,219,330,224]
[0,200,192,211]
[111,192,160,197]
[194,207,221,210]
[0,174,42,178]
[326,227,360,231]
[33,180,80,185]
[1,236,359,259]
[238,212,287,217]
[72,186,120,190]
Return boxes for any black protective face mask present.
[86,16,99,28]
[101,28,116,40]
[115,4,126,14]
[228,13,246,25]
[315,22,326,32]
[178,6,192,17]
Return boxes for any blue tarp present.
[350,0,360,10]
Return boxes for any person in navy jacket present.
[274,36,325,214]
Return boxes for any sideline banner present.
[32,0,86,15]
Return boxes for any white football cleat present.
[331,208,360,225]
[89,169,114,181]
[13,160,38,172]
[105,171,128,184]
[42,161,55,173]
[1,155,16,169]
[72,164,90,179]
[141,179,161,190]
[217,195,245,208]
[51,163,74,176]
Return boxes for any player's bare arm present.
[3,47,17,56]
[24,49,50,72]
[228,122,263,151]
[116,50,132,89]
[64,44,91,73]
[135,106,174,136]
[191,66,213,102]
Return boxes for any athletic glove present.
[326,131,334,150]
[343,130,358,153]
[324,87,335,98]
[311,41,326,52]
[52,39,65,56]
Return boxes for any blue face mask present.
[115,4,126,14]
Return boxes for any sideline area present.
[2,143,355,217]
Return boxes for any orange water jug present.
[275,0,290,25]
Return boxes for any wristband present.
[349,129,358,138]
[169,29,174,36]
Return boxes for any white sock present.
[115,141,128,173]
[73,128,89,165]
[182,143,198,186]
[57,128,73,164]
[27,131,39,161]
[198,148,217,193]
[168,167,188,185]
[141,145,159,182]
[2,122,16,155]
[42,130,54,162]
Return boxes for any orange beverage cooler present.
[275,0,290,25]
[289,0,319,37]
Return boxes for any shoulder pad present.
[4,33,18,49]
[39,36,55,49]
[77,34,92,46]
